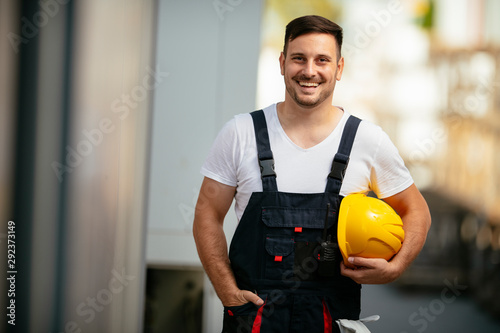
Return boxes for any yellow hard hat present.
[338,193,404,268]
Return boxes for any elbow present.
[192,213,202,241]
[192,219,197,237]
[423,201,432,233]
[426,210,432,232]
[192,209,202,241]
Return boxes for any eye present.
[292,56,304,61]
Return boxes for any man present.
[193,15,431,333]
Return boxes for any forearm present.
[193,177,263,307]
[193,216,240,306]
[390,207,431,277]
[385,184,432,277]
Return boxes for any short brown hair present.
[283,15,343,60]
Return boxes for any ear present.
[336,56,344,81]
[279,52,285,76]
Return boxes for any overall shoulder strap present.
[325,115,362,194]
[250,110,278,192]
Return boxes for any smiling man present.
[193,15,431,333]
[281,30,342,109]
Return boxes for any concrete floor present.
[360,283,500,333]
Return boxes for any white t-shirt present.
[201,104,413,221]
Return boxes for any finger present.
[240,290,264,306]
[340,262,348,276]
[348,256,379,268]
[340,262,354,277]
[340,262,363,283]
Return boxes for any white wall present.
[146,1,263,331]
[147,0,263,265]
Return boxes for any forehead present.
[287,32,338,56]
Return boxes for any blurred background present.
[1,0,499,332]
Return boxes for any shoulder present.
[356,117,384,138]
[231,103,277,137]
[216,109,254,141]
[235,104,276,123]
[347,114,386,149]
[347,113,402,165]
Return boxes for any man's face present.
[280,33,344,109]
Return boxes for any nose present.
[302,60,316,77]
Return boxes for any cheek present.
[327,69,337,81]
[282,64,294,76]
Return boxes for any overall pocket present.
[263,235,294,281]
[261,206,337,281]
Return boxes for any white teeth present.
[299,82,319,87]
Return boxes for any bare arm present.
[340,184,431,284]
[193,177,264,306]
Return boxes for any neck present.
[277,97,341,127]
[276,100,344,149]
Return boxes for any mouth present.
[298,81,320,87]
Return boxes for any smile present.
[298,81,319,87]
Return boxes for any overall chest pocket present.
[261,206,337,281]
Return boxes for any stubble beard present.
[286,82,332,108]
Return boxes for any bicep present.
[383,184,431,231]
[195,177,236,225]
[368,128,413,199]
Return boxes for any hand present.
[223,289,264,307]
[340,257,401,284]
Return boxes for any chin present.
[295,96,324,108]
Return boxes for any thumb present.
[239,290,264,306]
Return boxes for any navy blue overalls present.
[222,110,362,333]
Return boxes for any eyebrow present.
[317,54,333,60]
[289,52,333,60]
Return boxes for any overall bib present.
[222,110,362,333]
